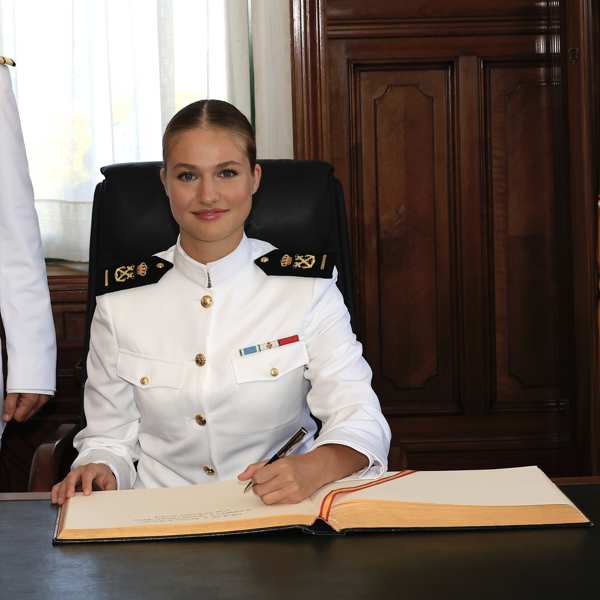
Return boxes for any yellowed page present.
[61,479,319,533]
[333,467,578,508]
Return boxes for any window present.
[0,0,292,261]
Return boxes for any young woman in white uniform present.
[52,100,390,506]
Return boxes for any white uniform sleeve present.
[0,66,56,397]
[303,271,391,477]
[71,297,140,489]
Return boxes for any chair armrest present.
[27,423,79,492]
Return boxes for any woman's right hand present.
[51,463,117,505]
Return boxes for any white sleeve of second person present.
[303,271,391,477]
[0,66,56,394]
[71,297,140,489]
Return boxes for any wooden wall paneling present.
[485,61,571,412]
[457,55,489,417]
[292,0,596,475]
[0,268,87,491]
[563,0,598,473]
[326,32,577,472]
[327,0,555,39]
[290,0,329,159]
[354,64,457,415]
[48,271,88,422]
[327,0,546,22]
[593,0,600,477]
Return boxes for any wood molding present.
[327,16,558,39]
[290,0,329,159]
[566,0,598,473]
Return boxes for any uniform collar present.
[173,234,252,288]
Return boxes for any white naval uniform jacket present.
[72,235,391,489]
[0,65,56,433]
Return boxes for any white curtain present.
[252,0,294,161]
[0,0,292,262]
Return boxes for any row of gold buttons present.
[135,295,215,472]
[199,296,212,472]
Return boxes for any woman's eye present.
[177,171,196,182]
[219,168,238,179]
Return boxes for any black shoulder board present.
[97,256,174,295]
[255,250,335,278]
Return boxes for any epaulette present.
[0,56,16,67]
[255,250,335,278]
[97,256,173,295]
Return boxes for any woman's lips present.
[193,208,228,221]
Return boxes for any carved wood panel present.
[292,0,597,475]
[355,65,457,414]
[486,63,573,412]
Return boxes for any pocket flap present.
[117,351,184,389]
[233,341,309,383]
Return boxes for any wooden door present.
[291,0,598,474]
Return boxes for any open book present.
[53,466,591,543]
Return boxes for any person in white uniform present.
[0,60,56,437]
[52,99,390,505]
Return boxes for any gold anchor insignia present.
[136,262,148,277]
[115,265,135,282]
[293,254,316,269]
[280,254,293,267]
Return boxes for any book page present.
[62,479,320,531]
[332,467,576,507]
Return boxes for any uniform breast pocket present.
[233,341,309,383]
[231,341,310,431]
[117,351,186,431]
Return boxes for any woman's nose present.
[196,178,217,204]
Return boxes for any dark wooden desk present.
[1,484,599,599]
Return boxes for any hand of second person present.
[51,463,117,506]
[238,453,327,505]
[2,393,51,422]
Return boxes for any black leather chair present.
[85,159,355,348]
[29,159,357,490]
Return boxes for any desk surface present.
[1,485,599,600]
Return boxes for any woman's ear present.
[252,164,262,195]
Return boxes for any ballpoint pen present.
[243,427,308,493]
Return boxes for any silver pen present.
[243,427,308,493]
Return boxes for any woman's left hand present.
[238,444,368,504]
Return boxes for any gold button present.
[195,414,207,426]
[156,262,164,269]
[140,376,150,385]
[203,465,215,475]
[195,353,206,367]
[200,295,213,308]
[270,368,279,377]
[260,256,269,263]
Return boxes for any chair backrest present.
[85,159,354,358]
